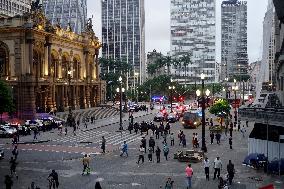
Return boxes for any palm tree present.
[180,53,192,85]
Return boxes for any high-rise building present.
[261,0,276,85]
[0,0,31,17]
[101,0,145,86]
[221,0,248,81]
[170,0,216,84]
[42,0,87,34]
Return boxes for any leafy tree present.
[209,99,231,116]
[0,80,15,122]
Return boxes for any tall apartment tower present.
[221,0,248,80]
[101,0,145,86]
[42,0,87,34]
[261,0,276,85]
[170,0,216,84]
[0,0,31,17]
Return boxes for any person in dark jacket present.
[227,160,235,185]
[95,181,102,189]
[155,146,161,163]
[4,175,13,189]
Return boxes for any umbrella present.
[267,158,284,175]
[243,153,267,166]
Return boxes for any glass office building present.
[42,0,87,34]
[101,0,145,85]
[221,0,248,80]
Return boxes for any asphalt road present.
[0,108,283,189]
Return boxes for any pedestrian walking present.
[9,157,18,179]
[155,146,161,163]
[33,128,38,140]
[170,133,174,146]
[194,133,199,148]
[148,147,153,162]
[48,170,59,189]
[246,120,249,127]
[185,164,193,189]
[12,146,18,161]
[149,137,155,150]
[178,130,183,146]
[137,145,145,165]
[141,137,147,153]
[210,132,214,144]
[120,141,128,157]
[229,137,232,149]
[182,135,187,147]
[82,154,90,175]
[163,143,169,161]
[73,125,76,136]
[240,126,246,138]
[101,136,106,153]
[215,132,221,145]
[203,157,210,181]
[64,127,67,136]
[4,175,13,189]
[229,125,233,137]
[213,156,222,180]
[164,177,174,189]
[227,160,235,185]
[192,133,196,148]
[237,120,241,131]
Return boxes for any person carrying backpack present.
[12,146,18,161]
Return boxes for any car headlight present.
[194,122,197,125]
[182,121,185,124]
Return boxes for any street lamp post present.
[67,70,72,110]
[232,79,239,124]
[196,73,209,153]
[117,76,125,130]
[168,85,175,113]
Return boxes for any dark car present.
[153,113,164,122]
[182,112,201,129]
[166,113,177,123]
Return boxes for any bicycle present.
[47,177,56,189]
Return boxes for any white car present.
[0,126,17,137]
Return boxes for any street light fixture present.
[169,85,175,112]
[232,83,239,125]
[196,73,207,152]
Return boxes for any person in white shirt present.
[213,156,222,180]
[137,145,145,164]
[203,157,210,180]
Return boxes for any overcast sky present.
[88,0,268,63]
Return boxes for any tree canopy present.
[209,99,231,116]
[0,80,15,119]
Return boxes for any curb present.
[16,140,50,144]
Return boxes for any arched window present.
[0,42,9,77]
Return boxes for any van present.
[182,112,201,129]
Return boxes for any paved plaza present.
[0,107,283,189]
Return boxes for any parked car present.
[0,125,17,137]
[153,113,164,122]
[0,148,4,159]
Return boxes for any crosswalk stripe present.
[112,134,142,146]
[52,130,107,143]
[108,133,136,145]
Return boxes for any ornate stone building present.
[0,7,105,120]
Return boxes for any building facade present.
[170,0,216,84]
[261,0,276,85]
[0,7,105,120]
[101,0,145,87]
[0,0,31,17]
[221,0,248,81]
[274,0,284,104]
[42,0,87,34]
